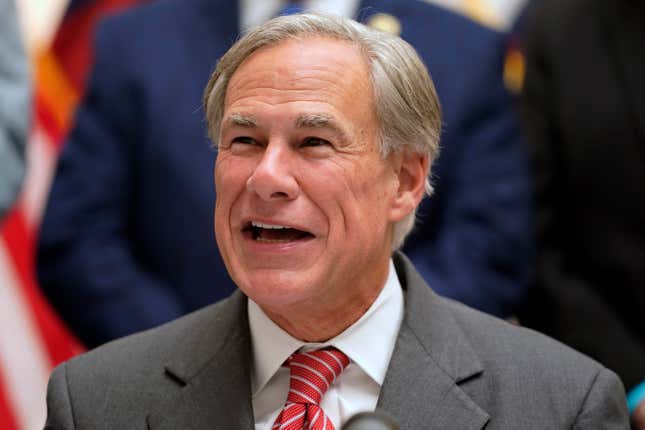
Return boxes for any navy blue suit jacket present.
[38,0,532,347]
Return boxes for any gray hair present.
[204,13,442,250]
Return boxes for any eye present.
[301,137,331,148]
[232,136,257,145]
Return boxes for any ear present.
[388,151,429,222]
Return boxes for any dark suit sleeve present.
[44,364,74,430]
[406,30,532,318]
[572,368,629,429]
[518,0,645,392]
[37,18,184,347]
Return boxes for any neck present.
[262,264,390,342]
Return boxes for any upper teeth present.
[251,221,289,229]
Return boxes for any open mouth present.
[243,221,315,243]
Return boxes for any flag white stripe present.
[20,127,57,229]
[0,241,51,430]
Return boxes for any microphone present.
[342,411,400,430]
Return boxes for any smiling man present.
[212,34,429,344]
[44,13,628,430]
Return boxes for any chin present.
[235,268,317,306]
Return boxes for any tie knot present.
[286,348,350,405]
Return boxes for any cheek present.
[215,155,252,191]
[305,161,393,234]
[214,155,235,190]
[350,165,397,236]
[214,158,253,220]
[349,160,395,207]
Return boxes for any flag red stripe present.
[35,91,66,151]
[0,368,19,430]
[1,209,83,367]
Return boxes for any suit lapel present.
[147,291,254,430]
[377,254,489,429]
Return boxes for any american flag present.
[0,1,142,428]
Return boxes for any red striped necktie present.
[272,348,350,430]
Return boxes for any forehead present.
[224,37,374,114]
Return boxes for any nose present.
[246,142,299,201]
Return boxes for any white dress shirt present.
[240,0,360,31]
[249,260,404,430]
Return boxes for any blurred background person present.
[0,0,29,221]
[518,0,645,426]
[36,0,532,349]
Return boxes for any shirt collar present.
[240,0,361,31]
[249,259,404,396]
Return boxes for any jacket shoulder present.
[442,298,627,426]
[446,296,604,375]
[57,292,242,392]
[46,292,248,427]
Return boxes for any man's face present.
[214,37,412,320]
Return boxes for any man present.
[518,0,645,426]
[44,14,624,429]
[37,0,531,348]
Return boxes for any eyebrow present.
[295,114,349,143]
[223,112,349,142]
[224,113,258,128]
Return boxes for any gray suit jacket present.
[44,254,628,429]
